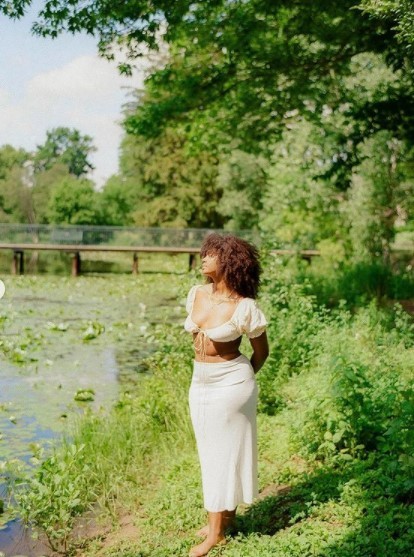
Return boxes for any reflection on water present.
[0,519,50,557]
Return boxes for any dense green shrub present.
[257,274,334,414]
[256,268,414,508]
[299,259,414,307]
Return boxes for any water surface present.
[0,273,187,555]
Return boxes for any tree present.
[4,0,413,256]
[3,2,414,179]
[360,0,414,52]
[0,145,33,222]
[31,163,72,223]
[259,119,347,250]
[34,127,96,177]
[0,131,97,223]
[121,1,414,198]
[47,176,102,224]
[345,132,414,262]
[216,150,267,231]
[0,166,35,223]
[99,175,140,226]
[114,128,225,228]
[0,144,29,180]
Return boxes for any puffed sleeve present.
[242,299,268,338]
[185,285,198,314]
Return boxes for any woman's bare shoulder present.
[197,283,212,293]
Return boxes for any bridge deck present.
[0,242,320,254]
[0,242,320,276]
[0,243,201,253]
[0,223,321,276]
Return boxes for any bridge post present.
[300,254,312,264]
[189,253,198,271]
[71,252,81,277]
[12,250,24,275]
[132,252,139,274]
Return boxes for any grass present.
[3,255,414,556]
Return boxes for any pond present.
[0,270,189,556]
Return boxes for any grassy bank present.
[6,258,414,556]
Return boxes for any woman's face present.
[201,251,220,277]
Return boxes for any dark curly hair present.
[200,233,262,299]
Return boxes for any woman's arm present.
[249,331,269,374]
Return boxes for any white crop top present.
[184,284,267,342]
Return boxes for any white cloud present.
[28,55,129,100]
[0,89,11,105]
[0,54,145,186]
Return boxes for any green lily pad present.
[74,389,95,402]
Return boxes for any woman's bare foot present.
[189,535,226,557]
[195,524,209,538]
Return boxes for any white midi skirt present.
[189,354,258,512]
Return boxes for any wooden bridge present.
[0,224,320,276]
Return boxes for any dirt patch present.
[73,511,139,556]
[397,299,414,315]
[258,483,292,499]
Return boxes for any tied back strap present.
[194,330,209,438]
[194,330,208,360]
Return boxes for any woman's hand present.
[249,331,269,374]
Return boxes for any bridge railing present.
[0,224,263,248]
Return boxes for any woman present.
[184,233,269,557]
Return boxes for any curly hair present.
[200,233,262,299]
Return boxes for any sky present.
[0,1,146,187]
